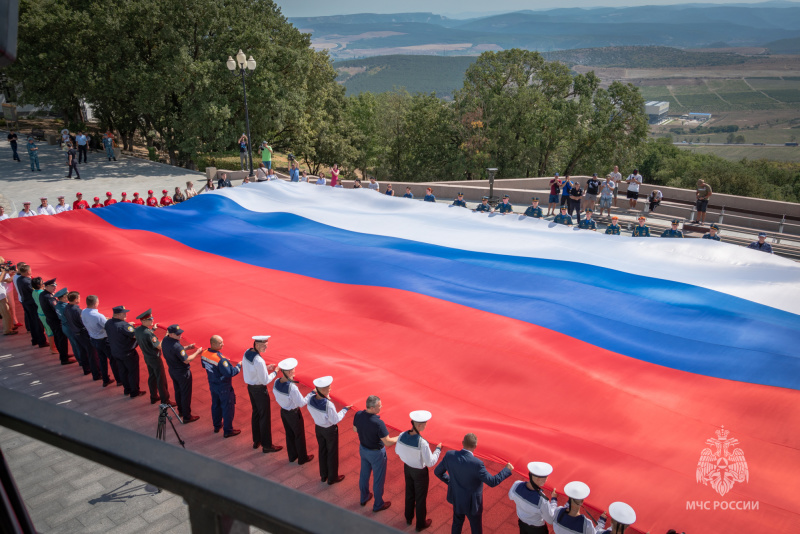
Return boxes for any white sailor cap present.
[608,502,636,525]
[527,462,553,477]
[313,376,333,388]
[252,335,271,342]
[409,410,432,423]
[278,357,297,370]
[564,481,590,500]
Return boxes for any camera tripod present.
[156,403,185,448]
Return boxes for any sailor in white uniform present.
[54,196,72,214]
[508,462,558,533]
[242,335,282,453]
[553,481,602,534]
[395,410,442,532]
[304,375,352,485]
[37,197,56,215]
[597,502,636,534]
[272,357,313,464]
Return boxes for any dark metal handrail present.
[0,388,402,534]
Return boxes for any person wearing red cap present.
[91,197,103,209]
[146,190,158,207]
[132,193,145,205]
[159,189,173,207]
[120,192,131,203]
[73,193,89,210]
[104,192,117,206]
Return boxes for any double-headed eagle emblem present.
[696,426,749,496]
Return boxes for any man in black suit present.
[434,433,513,534]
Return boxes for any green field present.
[640,78,800,112]
[677,144,800,162]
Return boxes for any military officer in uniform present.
[661,219,683,237]
[632,216,650,237]
[451,193,467,208]
[578,209,597,230]
[605,215,621,235]
[661,219,684,238]
[39,279,73,365]
[305,376,352,485]
[273,358,314,465]
[242,336,283,452]
[133,309,172,405]
[597,501,636,534]
[703,223,721,241]
[474,196,491,213]
[162,324,201,423]
[494,194,513,214]
[508,462,557,534]
[104,305,144,397]
[54,287,83,370]
[552,481,599,534]
[395,410,442,532]
[553,206,573,226]
[523,198,543,219]
[200,335,242,437]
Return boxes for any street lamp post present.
[486,167,499,206]
[227,50,256,177]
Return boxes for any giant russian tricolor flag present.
[2,181,798,533]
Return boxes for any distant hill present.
[334,47,757,97]
[542,46,748,68]
[293,5,800,60]
[765,36,800,54]
[334,55,476,98]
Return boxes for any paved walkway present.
[0,133,203,214]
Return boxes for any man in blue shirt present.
[702,224,721,241]
[494,194,513,214]
[403,187,414,199]
[661,220,684,238]
[75,131,88,163]
[452,192,467,207]
[289,162,300,182]
[27,137,41,172]
[474,196,491,212]
[523,197,543,218]
[353,395,397,512]
[423,188,436,202]
[578,209,597,230]
[560,175,573,208]
[553,206,573,226]
[747,232,773,253]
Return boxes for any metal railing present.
[0,388,402,534]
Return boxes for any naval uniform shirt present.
[508,481,557,527]
[273,379,307,411]
[395,431,441,469]
[305,394,349,428]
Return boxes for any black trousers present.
[169,367,193,420]
[46,318,69,363]
[567,198,582,222]
[115,352,140,396]
[67,161,80,178]
[315,424,339,481]
[144,356,171,403]
[404,464,429,529]
[76,331,102,380]
[23,302,46,347]
[518,519,548,534]
[280,408,310,463]
[247,384,273,447]
[78,145,87,163]
[90,336,117,383]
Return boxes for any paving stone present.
[105,515,149,534]
[142,513,182,533]
[141,494,185,523]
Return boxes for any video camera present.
[287,153,295,162]
[1,261,15,271]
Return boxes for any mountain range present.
[289,4,800,59]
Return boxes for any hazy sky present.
[278,0,800,18]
